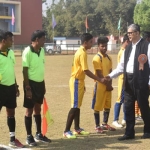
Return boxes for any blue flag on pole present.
[52,14,57,29]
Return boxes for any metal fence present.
[12,44,121,56]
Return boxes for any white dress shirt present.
[109,39,150,85]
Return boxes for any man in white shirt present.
[106,24,150,140]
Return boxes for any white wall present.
[66,39,80,45]
[56,39,80,50]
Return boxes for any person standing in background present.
[112,34,129,128]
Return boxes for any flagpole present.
[53,28,54,43]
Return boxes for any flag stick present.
[53,28,54,43]
[12,34,15,51]
[118,29,121,43]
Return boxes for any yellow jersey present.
[118,47,125,63]
[92,52,112,76]
[117,47,125,102]
[71,46,88,80]
[117,47,125,79]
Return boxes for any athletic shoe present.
[73,128,89,135]
[34,133,51,143]
[101,124,116,131]
[95,126,104,133]
[9,138,24,148]
[63,131,76,139]
[112,121,123,128]
[121,119,126,126]
[135,116,143,121]
[26,135,37,147]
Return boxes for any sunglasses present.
[127,31,137,35]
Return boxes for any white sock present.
[10,132,15,137]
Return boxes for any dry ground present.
[0,54,149,150]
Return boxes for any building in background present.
[0,0,44,45]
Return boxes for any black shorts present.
[0,84,17,109]
[23,80,45,108]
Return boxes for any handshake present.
[98,76,113,91]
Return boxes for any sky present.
[42,0,59,16]
[42,0,51,16]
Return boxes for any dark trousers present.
[124,73,150,137]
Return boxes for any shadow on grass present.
[0,124,145,150]
[24,133,143,150]
[23,125,145,150]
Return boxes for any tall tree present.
[96,0,136,35]
[134,0,150,31]
[44,0,136,39]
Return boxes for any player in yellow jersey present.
[92,36,116,133]
[112,34,129,128]
[63,33,107,139]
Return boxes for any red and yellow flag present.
[85,16,89,29]
[42,98,54,136]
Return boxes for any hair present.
[97,37,109,45]
[81,33,93,44]
[128,24,140,32]
[31,30,46,42]
[122,34,129,43]
[0,30,13,42]
[142,31,150,40]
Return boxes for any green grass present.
[0,54,149,150]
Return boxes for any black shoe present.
[26,135,37,147]
[34,132,51,143]
[118,135,135,141]
[141,133,150,139]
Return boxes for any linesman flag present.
[85,16,89,29]
[117,17,121,30]
[42,98,54,136]
[52,13,57,29]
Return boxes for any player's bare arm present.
[106,69,113,91]
[15,79,20,97]
[84,70,107,84]
[23,67,32,99]
[96,69,108,85]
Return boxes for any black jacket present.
[124,38,150,90]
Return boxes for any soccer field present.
[0,54,149,150]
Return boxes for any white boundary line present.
[0,144,31,150]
